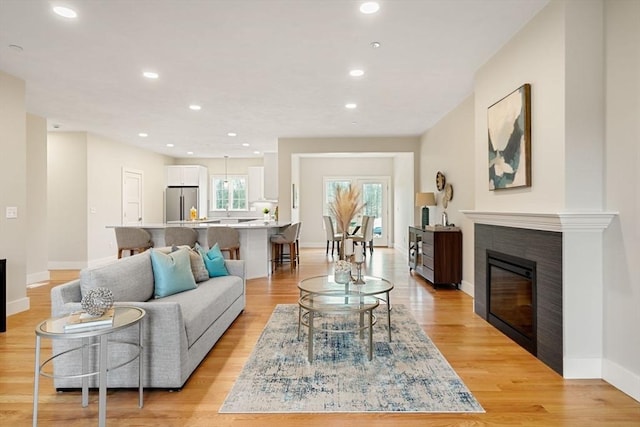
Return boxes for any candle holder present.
[353,261,366,285]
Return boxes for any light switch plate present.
[6,206,18,218]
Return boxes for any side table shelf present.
[408,226,462,288]
[33,306,145,427]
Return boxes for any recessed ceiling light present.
[189,104,201,111]
[352,121,358,125]
[242,143,250,147]
[187,151,194,155]
[345,103,357,109]
[166,143,174,147]
[253,151,260,155]
[349,69,365,77]
[53,6,77,18]
[370,41,381,49]
[360,2,380,14]
[138,132,148,137]
[227,132,237,137]
[142,71,159,79]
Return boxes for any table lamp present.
[415,192,436,228]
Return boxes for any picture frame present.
[488,83,531,190]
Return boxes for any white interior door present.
[356,177,390,247]
[122,168,144,225]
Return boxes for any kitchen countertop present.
[108,219,288,229]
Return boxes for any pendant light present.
[224,155,229,188]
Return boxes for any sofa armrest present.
[50,279,82,317]
[224,259,246,295]
[224,259,245,279]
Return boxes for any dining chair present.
[353,215,374,256]
[323,216,342,256]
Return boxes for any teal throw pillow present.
[196,242,229,277]
[150,248,197,298]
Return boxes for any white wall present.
[393,153,414,252]
[87,133,172,264]
[277,137,420,253]
[419,95,475,295]
[0,70,28,315]
[26,114,48,283]
[602,0,640,403]
[475,1,566,212]
[298,156,394,247]
[47,132,88,268]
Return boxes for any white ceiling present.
[0,0,548,159]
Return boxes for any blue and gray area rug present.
[220,304,484,413]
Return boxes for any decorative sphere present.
[81,287,114,316]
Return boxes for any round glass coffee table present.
[298,292,379,362]
[33,306,145,427]
[298,275,394,341]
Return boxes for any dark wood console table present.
[408,226,462,288]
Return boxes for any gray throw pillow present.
[173,245,209,283]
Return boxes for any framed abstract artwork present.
[488,83,531,190]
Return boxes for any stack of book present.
[64,308,115,332]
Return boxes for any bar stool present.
[270,222,301,272]
[114,227,153,258]
[164,227,198,248]
[206,227,241,259]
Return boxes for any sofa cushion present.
[159,274,244,347]
[80,251,154,302]
[196,243,229,277]
[172,245,209,283]
[150,248,198,298]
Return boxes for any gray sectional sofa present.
[50,249,245,389]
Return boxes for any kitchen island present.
[109,220,289,279]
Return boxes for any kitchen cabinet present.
[409,226,462,288]
[263,152,278,200]
[248,166,264,203]
[166,165,205,186]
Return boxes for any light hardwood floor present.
[3,248,639,426]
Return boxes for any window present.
[211,175,248,211]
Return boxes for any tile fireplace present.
[463,210,616,379]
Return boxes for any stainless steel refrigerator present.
[165,187,199,222]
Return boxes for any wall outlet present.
[5,206,17,219]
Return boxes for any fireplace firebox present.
[487,250,537,355]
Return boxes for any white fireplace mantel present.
[460,210,618,233]
[462,209,619,379]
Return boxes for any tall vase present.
[340,232,347,260]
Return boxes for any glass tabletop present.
[299,293,379,313]
[298,275,393,296]
[36,306,145,338]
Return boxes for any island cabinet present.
[408,226,462,288]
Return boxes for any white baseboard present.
[563,357,603,379]
[7,297,30,316]
[27,270,50,285]
[459,279,474,297]
[603,358,640,403]
[48,261,88,270]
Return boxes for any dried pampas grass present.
[329,185,365,235]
